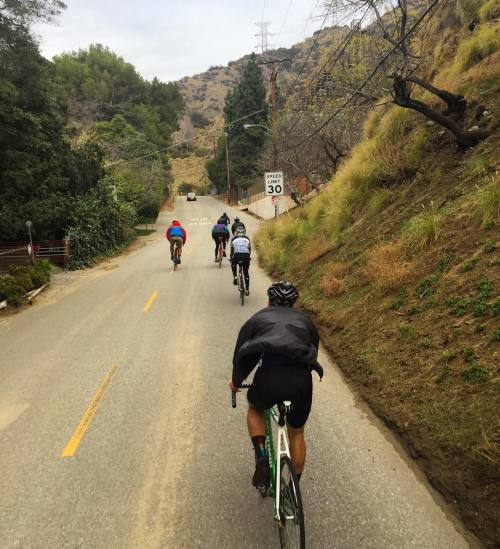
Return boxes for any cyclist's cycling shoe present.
[223,251,227,257]
[233,278,238,285]
[253,456,270,492]
[245,290,250,296]
[214,258,219,262]
[176,258,181,264]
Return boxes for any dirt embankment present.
[255,22,500,544]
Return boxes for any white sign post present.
[265,171,284,218]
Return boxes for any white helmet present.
[235,226,246,236]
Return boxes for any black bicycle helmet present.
[235,217,240,222]
[267,281,299,307]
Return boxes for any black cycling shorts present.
[247,363,313,429]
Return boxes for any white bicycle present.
[232,385,306,548]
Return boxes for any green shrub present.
[483,239,496,252]
[403,210,442,247]
[367,189,392,216]
[390,289,408,310]
[446,295,471,316]
[459,258,478,272]
[463,347,476,362]
[456,25,500,72]
[68,180,137,269]
[0,277,26,306]
[462,364,489,383]
[458,0,483,21]
[492,326,500,341]
[479,0,500,22]
[474,177,499,227]
[0,261,51,306]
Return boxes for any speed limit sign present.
[265,172,284,196]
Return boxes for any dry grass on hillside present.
[363,242,416,290]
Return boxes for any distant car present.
[187,192,197,201]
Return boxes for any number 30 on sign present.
[265,171,284,196]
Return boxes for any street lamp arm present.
[243,123,271,132]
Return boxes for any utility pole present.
[224,131,231,205]
[259,58,289,217]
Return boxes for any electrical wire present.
[108,108,267,167]
[283,0,441,152]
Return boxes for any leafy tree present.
[206,53,269,190]
[0,0,65,26]
[0,20,103,240]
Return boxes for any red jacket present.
[166,220,187,243]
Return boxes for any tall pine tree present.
[206,54,268,191]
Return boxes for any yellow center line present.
[143,290,159,311]
[61,364,119,458]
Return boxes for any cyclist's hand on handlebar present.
[229,381,240,393]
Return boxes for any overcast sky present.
[34,0,327,83]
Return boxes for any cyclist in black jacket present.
[230,281,323,491]
[231,217,245,235]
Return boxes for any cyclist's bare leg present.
[170,241,175,256]
[287,425,306,474]
[247,402,266,438]
[177,241,183,257]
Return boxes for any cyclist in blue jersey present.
[211,220,230,261]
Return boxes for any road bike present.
[237,261,246,306]
[232,385,306,548]
[172,241,181,271]
[216,238,224,268]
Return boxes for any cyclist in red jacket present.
[166,220,187,264]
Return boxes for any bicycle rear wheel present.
[239,274,245,306]
[278,455,305,549]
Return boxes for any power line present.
[283,0,441,152]
[108,108,267,167]
[278,0,295,35]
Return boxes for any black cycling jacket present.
[231,221,245,235]
[232,306,323,387]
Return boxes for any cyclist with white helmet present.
[230,281,323,492]
[230,226,251,295]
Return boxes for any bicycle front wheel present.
[278,455,305,549]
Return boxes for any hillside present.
[255,4,500,546]
[171,26,350,191]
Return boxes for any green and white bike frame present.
[266,403,293,522]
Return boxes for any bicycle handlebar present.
[231,384,251,408]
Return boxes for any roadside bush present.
[68,180,137,269]
[0,260,52,305]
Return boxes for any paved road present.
[0,197,473,548]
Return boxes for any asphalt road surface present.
[0,197,474,548]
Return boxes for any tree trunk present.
[406,76,467,116]
[392,76,490,148]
